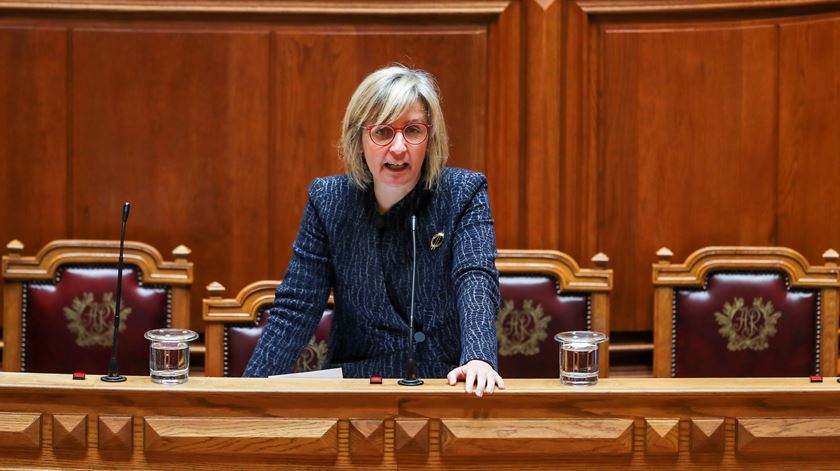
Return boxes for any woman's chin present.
[375,171,419,188]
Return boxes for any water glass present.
[144,328,198,384]
[555,331,608,385]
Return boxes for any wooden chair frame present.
[203,249,613,378]
[202,280,280,377]
[2,239,193,371]
[652,246,840,377]
[496,249,613,377]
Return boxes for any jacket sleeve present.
[451,175,500,370]
[243,182,333,377]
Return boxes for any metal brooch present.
[430,232,445,250]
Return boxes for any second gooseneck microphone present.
[101,202,130,383]
[399,214,423,386]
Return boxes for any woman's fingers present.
[465,368,477,394]
[447,366,464,385]
[475,371,488,397]
[446,361,506,398]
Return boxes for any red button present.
[810,375,823,383]
[72,372,86,380]
[369,376,383,384]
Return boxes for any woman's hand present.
[447,360,505,397]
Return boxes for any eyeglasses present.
[364,123,432,146]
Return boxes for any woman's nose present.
[389,131,407,153]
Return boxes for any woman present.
[244,65,504,396]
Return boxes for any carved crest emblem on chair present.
[292,336,329,372]
[63,292,132,347]
[714,297,782,352]
[496,299,550,356]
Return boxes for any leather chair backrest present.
[496,250,612,378]
[497,275,589,378]
[202,280,334,377]
[225,305,333,377]
[24,266,169,375]
[3,239,193,374]
[652,246,840,378]
[673,272,817,377]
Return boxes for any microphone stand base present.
[398,378,424,386]
[100,374,127,383]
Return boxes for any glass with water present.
[144,328,198,384]
[555,331,608,385]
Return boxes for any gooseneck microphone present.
[399,214,424,386]
[101,202,131,383]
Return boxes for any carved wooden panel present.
[559,1,840,332]
[98,415,132,450]
[690,418,725,453]
[2,375,840,468]
[439,418,633,455]
[71,28,271,330]
[523,0,562,249]
[0,26,68,320]
[348,419,383,456]
[394,418,429,454]
[0,4,519,331]
[0,412,41,449]
[737,417,840,454]
[645,418,679,454]
[599,23,778,331]
[777,16,840,261]
[144,416,339,456]
[52,414,87,449]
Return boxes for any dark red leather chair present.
[652,246,840,377]
[495,250,612,378]
[2,239,192,374]
[202,281,332,377]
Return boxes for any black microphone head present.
[122,202,131,222]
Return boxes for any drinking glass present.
[554,331,608,385]
[144,328,198,384]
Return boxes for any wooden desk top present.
[2,372,840,394]
[2,373,840,470]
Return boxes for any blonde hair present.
[340,65,449,189]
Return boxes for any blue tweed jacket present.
[244,167,500,378]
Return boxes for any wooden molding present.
[496,249,613,292]
[349,419,384,456]
[737,417,840,454]
[645,418,679,454]
[144,417,339,456]
[652,246,840,288]
[523,0,562,249]
[439,418,633,455]
[394,419,429,455]
[0,412,41,449]
[575,0,839,14]
[98,416,132,450]
[2,375,840,467]
[651,287,674,378]
[203,280,279,323]
[690,418,725,453]
[2,239,193,285]
[53,414,87,449]
[0,0,512,15]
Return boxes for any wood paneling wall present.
[1,0,838,332]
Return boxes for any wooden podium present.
[1,373,840,469]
